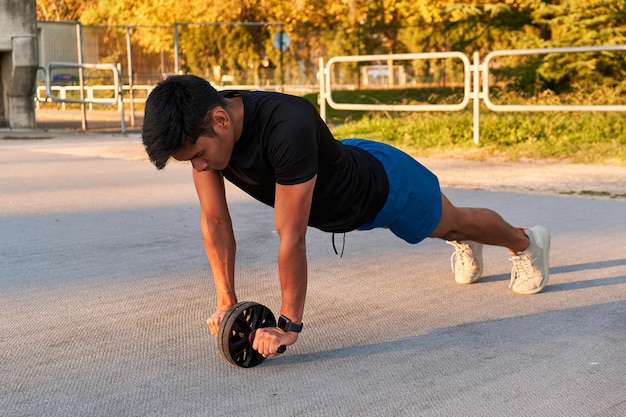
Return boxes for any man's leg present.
[430,194,550,294]
[429,194,529,252]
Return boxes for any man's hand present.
[207,309,229,335]
[252,327,299,357]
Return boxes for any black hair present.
[141,75,227,169]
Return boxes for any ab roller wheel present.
[217,301,286,368]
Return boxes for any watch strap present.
[277,315,303,333]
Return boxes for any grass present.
[303,89,626,166]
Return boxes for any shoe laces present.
[509,252,533,286]
[453,242,474,270]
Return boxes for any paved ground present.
[1,132,625,416]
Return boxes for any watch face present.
[277,316,289,331]
[278,315,303,333]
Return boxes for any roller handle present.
[248,329,287,354]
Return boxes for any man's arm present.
[252,175,316,356]
[192,169,237,334]
[275,175,316,323]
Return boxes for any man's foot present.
[509,225,551,295]
[447,240,484,284]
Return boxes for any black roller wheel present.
[217,301,277,368]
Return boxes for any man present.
[142,75,550,358]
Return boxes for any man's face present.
[171,134,233,172]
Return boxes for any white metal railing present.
[321,52,472,115]
[38,62,126,132]
[36,84,153,110]
[46,62,121,105]
[36,46,626,137]
[318,45,626,144]
[482,45,626,112]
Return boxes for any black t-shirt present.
[221,90,388,233]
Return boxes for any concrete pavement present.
[1,133,625,416]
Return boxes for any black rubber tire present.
[217,301,277,368]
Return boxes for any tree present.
[532,0,626,91]
[35,0,626,89]
[37,0,85,21]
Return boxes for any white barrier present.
[36,85,154,110]
[37,46,626,138]
[38,62,126,132]
[482,45,626,112]
[318,45,626,144]
[321,52,472,113]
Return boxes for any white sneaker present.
[509,225,551,295]
[447,240,484,284]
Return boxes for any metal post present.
[117,63,126,134]
[279,29,284,91]
[75,22,87,130]
[174,24,180,74]
[473,51,481,145]
[125,26,136,127]
[318,57,326,122]
[357,24,362,89]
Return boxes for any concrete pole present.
[0,0,38,129]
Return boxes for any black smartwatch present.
[277,315,304,333]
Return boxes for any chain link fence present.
[36,21,460,95]
[35,20,463,130]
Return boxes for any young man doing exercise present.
[142,75,550,358]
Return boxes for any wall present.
[0,0,38,128]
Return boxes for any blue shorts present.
[342,139,442,244]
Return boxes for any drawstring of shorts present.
[332,232,346,258]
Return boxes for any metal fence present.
[34,20,626,133]
[35,21,464,94]
[318,45,626,144]
[34,20,453,130]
